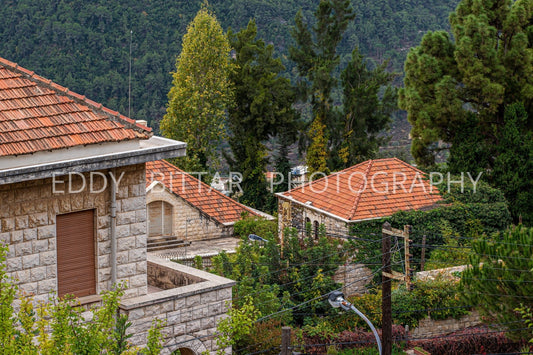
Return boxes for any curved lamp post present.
[328,291,382,355]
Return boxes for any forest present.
[0,0,458,129]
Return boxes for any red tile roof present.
[0,57,151,157]
[279,158,442,221]
[146,160,260,225]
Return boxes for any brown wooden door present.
[56,209,96,298]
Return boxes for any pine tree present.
[290,0,355,173]
[226,20,297,210]
[160,4,232,172]
[460,225,533,340]
[339,47,397,167]
[399,0,533,168]
[399,0,533,223]
[492,103,533,225]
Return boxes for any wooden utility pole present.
[281,326,291,355]
[404,225,412,290]
[381,222,392,355]
[420,235,427,272]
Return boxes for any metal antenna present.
[128,30,133,118]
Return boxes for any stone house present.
[276,158,442,238]
[0,57,234,354]
[146,159,272,249]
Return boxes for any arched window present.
[148,201,173,237]
[313,220,319,240]
[305,217,311,236]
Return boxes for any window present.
[56,209,96,298]
[305,217,311,237]
[313,220,319,240]
[148,201,173,237]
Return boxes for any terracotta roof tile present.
[146,160,260,225]
[0,57,152,157]
[280,158,442,221]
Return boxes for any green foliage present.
[515,305,533,344]
[209,226,348,351]
[338,48,398,168]
[290,0,354,172]
[491,103,533,225]
[226,19,297,211]
[400,0,533,167]
[193,255,204,270]
[423,220,471,270]
[160,4,233,171]
[392,279,470,328]
[399,0,533,224]
[306,116,330,177]
[0,244,161,354]
[329,291,382,331]
[351,182,512,274]
[233,214,277,239]
[142,319,165,355]
[0,0,458,133]
[215,296,260,354]
[329,279,469,332]
[460,225,533,340]
[337,344,404,355]
[302,320,338,341]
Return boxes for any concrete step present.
[147,236,190,252]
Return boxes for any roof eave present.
[0,136,186,185]
[275,193,385,224]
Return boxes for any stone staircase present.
[147,235,190,252]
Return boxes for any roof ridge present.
[0,57,152,135]
[347,159,374,220]
[283,160,371,195]
[154,160,260,219]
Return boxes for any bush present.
[302,325,406,354]
[408,326,526,354]
[233,213,278,239]
[329,279,469,331]
[0,244,163,354]
[392,279,470,328]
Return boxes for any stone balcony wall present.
[120,255,235,354]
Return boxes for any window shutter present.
[56,209,96,298]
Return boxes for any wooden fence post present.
[281,326,291,355]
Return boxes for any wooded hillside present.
[0,0,459,127]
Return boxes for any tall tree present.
[491,103,533,225]
[399,0,533,223]
[226,20,297,211]
[339,48,397,167]
[399,0,533,168]
[460,225,533,340]
[289,0,355,175]
[160,4,232,172]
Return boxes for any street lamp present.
[328,291,382,355]
[248,234,269,242]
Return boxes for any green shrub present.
[233,213,277,239]
[0,244,163,354]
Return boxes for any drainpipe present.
[110,169,117,288]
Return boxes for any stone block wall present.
[334,262,374,296]
[410,311,481,339]
[0,164,148,302]
[147,187,232,242]
[277,198,350,238]
[121,256,235,354]
[147,260,204,289]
